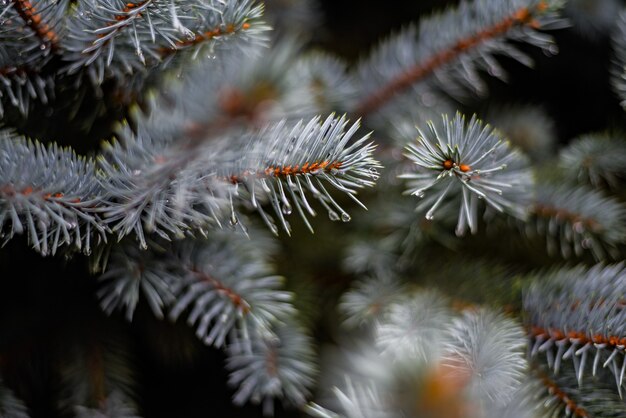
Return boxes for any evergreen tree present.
[3,0,626,417]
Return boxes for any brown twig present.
[158,22,251,58]
[11,0,59,51]
[190,268,251,314]
[538,372,590,417]
[354,1,548,117]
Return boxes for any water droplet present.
[425,212,434,220]
[328,211,339,221]
[230,213,238,225]
[573,222,584,234]
[132,169,142,176]
[341,213,351,222]
[281,202,292,215]
[40,44,46,50]
[220,313,228,322]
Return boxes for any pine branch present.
[226,321,317,416]
[612,10,626,111]
[524,263,626,396]
[167,230,293,348]
[527,182,626,259]
[375,291,452,362]
[98,239,177,321]
[224,115,381,235]
[559,133,626,188]
[98,227,293,349]
[99,113,380,246]
[8,0,61,51]
[0,0,63,115]
[283,53,357,116]
[305,378,390,418]
[353,0,566,119]
[0,65,51,117]
[401,112,533,235]
[339,274,406,328]
[443,309,527,404]
[532,364,626,418]
[62,0,269,84]
[158,1,267,59]
[0,131,106,255]
[59,335,138,415]
[97,119,230,248]
[0,377,30,418]
[309,302,528,418]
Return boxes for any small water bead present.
[281,202,292,215]
[341,213,351,222]
[328,210,339,221]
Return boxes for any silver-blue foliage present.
[0,130,106,255]
[525,263,626,396]
[226,321,317,416]
[0,377,30,418]
[353,0,566,126]
[402,113,533,235]
[559,133,626,188]
[62,0,269,84]
[527,182,626,259]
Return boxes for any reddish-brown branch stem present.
[190,268,251,314]
[532,203,602,232]
[529,325,626,348]
[158,22,251,58]
[353,2,548,117]
[0,184,82,203]
[0,65,34,77]
[93,0,150,45]
[538,372,590,417]
[226,161,343,184]
[10,0,59,51]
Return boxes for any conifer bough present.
[402,112,533,235]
